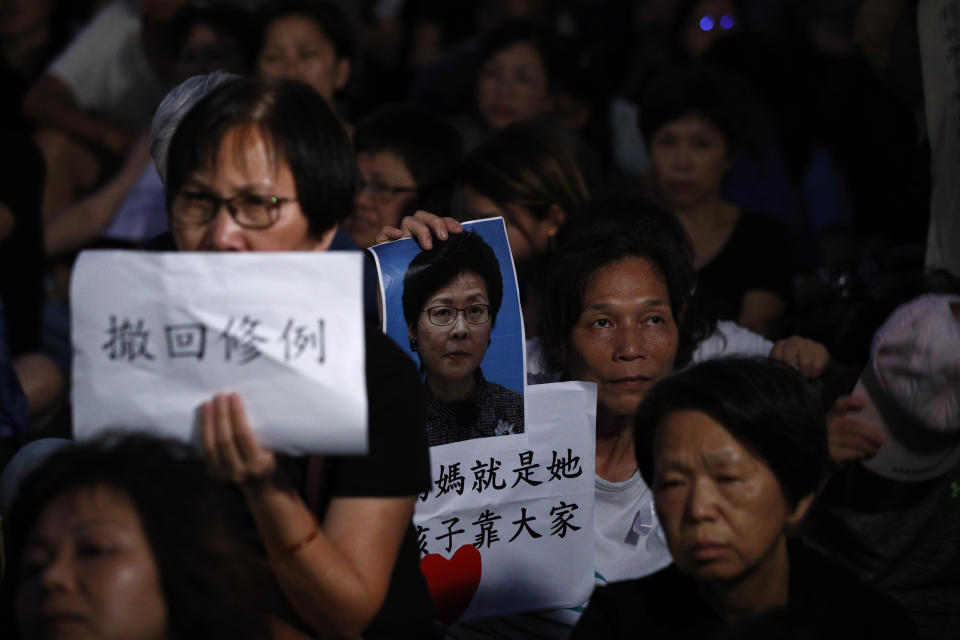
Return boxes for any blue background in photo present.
[369,218,525,394]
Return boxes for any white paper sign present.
[70,250,368,455]
[414,381,596,622]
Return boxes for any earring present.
[409,337,419,351]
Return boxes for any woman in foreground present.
[572,357,915,639]
[6,434,275,640]
[162,76,434,637]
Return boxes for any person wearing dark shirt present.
[573,357,915,639]
[159,75,435,638]
[640,63,793,338]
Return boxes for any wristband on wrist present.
[268,518,320,555]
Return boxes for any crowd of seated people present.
[1,1,957,639]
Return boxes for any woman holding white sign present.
[160,76,436,638]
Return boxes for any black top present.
[807,463,960,640]
[147,234,436,636]
[694,212,794,325]
[281,326,436,638]
[571,542,916,640]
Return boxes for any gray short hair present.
[150,71,241,186]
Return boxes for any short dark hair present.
[634,357,829,508]
[473,19,558,90]
[256,0,356,62]
[639,62,748,156]
[402,231,504,330]
[354,103,463,216]
[541,198,696,375]
[458,121,588,226]
[165,76,355,238]
[4,434,276,640]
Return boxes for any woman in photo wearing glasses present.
[402,231,524,447]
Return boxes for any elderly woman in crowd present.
[572,357,916,639]
[402,231,523,447]
[417,199,695,636]
[160,75,434,638]
[4,434,276,640]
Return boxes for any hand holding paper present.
[201,392,278,486]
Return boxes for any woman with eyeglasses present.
[162,76,435,638]
[347,104,462,249]
[402,231,523,447]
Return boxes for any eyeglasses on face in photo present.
[422,304,492,326]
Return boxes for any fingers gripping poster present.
[370,218,596,621]
[70,251,368,455]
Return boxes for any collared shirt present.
[424,370,523,447]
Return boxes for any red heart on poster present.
[419,544,482,624]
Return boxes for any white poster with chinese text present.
[414,381,596,622]
[70,250,367,455]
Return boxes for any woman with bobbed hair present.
[448,199,694,636]
[162,76,434,637]
[639,63,793,339]
[4,434,277,640]
[164,76,355,251]
[457,20,556,148]
[573,357,915,638]
[347,103,463,249]
[402,231,522,446]
[255,0,355,111]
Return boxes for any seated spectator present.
[255,0,356,130]
[161,76,434,637]
[2,434,278,640]
[22,0,188,216]
[572,356,916,639]
[459,19,553,145]
[808,294,960,639]
[452,19,601,186]
[639,63,794,338]
[347,103,462,249]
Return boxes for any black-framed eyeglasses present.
[356,176,418,203]
[422,304,491,326]
[172,190,298,229]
